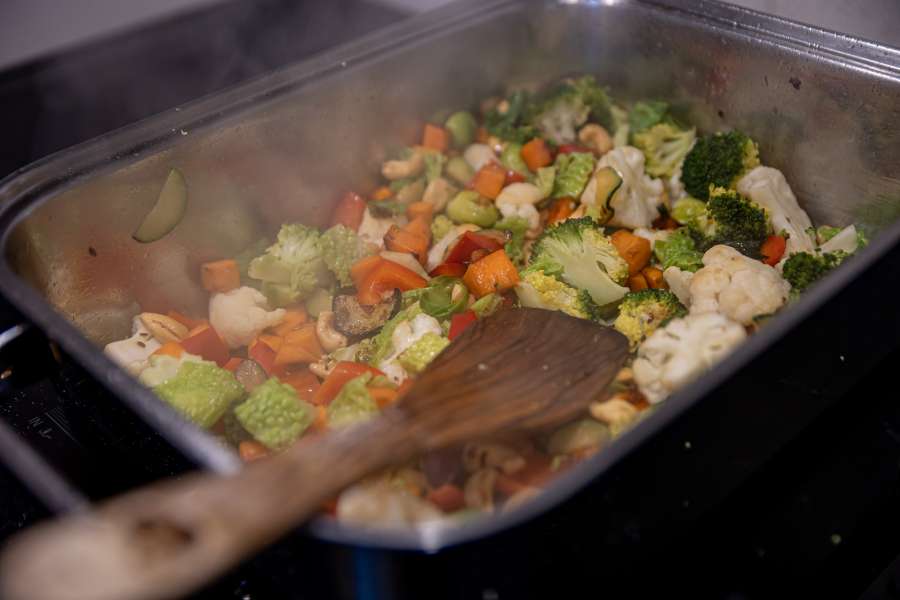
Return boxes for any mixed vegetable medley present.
[106,76,866,526]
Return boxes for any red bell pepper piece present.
[444,231,504,265]
[429,263,467,278]
[180,324,229,367]
[223,357,242,372]
[505,170,527,185]
[313,361,384,406]
[279,368,321,403]
[427,484,466,513]
[330,191,367,230]
[248,337,278,375]
[557,144,591,155]
[448,310,478,341]
[357,259,428,305]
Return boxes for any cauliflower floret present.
[104,316,162,376]
[667,165,686,202]
[463,143,498,172]
[589,146,665,229]
[689,245,790,325]
[819,224,861,254]
[209,286,286,349]
[357,208,398,249]
[496,182,543,232]
[378,313,442,384]
[426,223,480,272]
[633,312,747,403]
[498,201,540,232]
[663,266,694,308]
[736,166,815,265]
[632,227,673,250]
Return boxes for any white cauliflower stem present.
[736,166,815,263]
[209,286,286,349]
[689,245,790,325]
[104,316,162,375]
[586,146,665,229]
[663,266,694,307]
[633,312,747,403]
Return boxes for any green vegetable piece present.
[318,224,369,287]
[585,166,622,224]
[484,90,539,144]
[627,100,669,134]
[423,152,446,184]
[304,287,333,318]
[395,178,426,204]
[610,104,630,147]
[546,419,610,455]
[653,228,704,272]
[816,225,842,244]
[782,250,848,295]
[444,111,478,148]
[420,276,469,320]
[681,130,760,200]
[529,216,629,308]
[529,76,613,144]
[613,289,687,348]
[446,190,500,227]
[631,122,697,178]
[139,353,203,388]
[389,177,417,193]
[327,373,379,428]
[248,223,333,305]
[431,214,455,241]
[501,143,530,175]
[535,166,556,199]
[398,333,451,374]
[470,293,502,318]
[368,199,408,217]
[494,215,529,266]
[154,361,244,429]
[233,237,271,288]
[445,157,475,186]
[235,378,314,450]
[133,168,188,243]
[370,303,423,366]
[552,152,595,199]
[515,270,601,321]
[671,197,707,226]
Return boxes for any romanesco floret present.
[398,332,450,374]
[529,217,629,308]
[781,250,847,295]
[551,152,596,199]
[681,130,760,200]
[154,361,245,429]
[653,228,704,272]
[327,373,379,428]
[631,122,697,179]
[515,269,601,321]
[613,289,687,348]
[248,223,334,307]
[234,377,314,450]
[318,224,369,287]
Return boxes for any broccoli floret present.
[515,270,601,321]
[154,361,245,429]
[681,130,760,200]
[687,187,769,257]
[318,224,369,288]
[529,217,629,308]
[484,90,539,144]
[494,215,530,266]
[653,228,704,272]
[327,373,379,428]
[234,378,314,450]
[782,250,848,295]
[613,289,687,348]
[248,223,333,306]
[551,152,595,199]
[627,100,670,134]
[528,76,613,144]
[398,332,450,374]
[632,122,697,179]
[431,214,454,241]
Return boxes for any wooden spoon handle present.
[0,417,413,600]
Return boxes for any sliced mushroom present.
[332,291,401,338]
[234,359,267,393]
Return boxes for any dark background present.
[2,1,900,598]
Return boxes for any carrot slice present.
[521,138,552,171]
[760,234,786,266]
[628,273,649,292]
[546,197,577,226]
[201,259,241,294]
[641,266,666,289]
[462,250,520,298]
[313,362,384,406]
[610,230,652,276]
[274,324,322,366]
[406,202,434,223]
[422,124,449,153]
[471,162,506,200]
[371,186,393,201]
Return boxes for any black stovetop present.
[2,2,900,598]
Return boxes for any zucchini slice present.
[132,168,187,243]
[588,166,622,223]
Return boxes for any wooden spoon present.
[0,308,628,600]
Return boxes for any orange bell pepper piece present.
[313,361,385,406]
[521,138,552,171]
[406,201,434,223]
[462,249,520,298]
[350,255,385,288]
[422,124,449,153]
[200,259,240,294]
[471,162,506,200]
[273,323,322,366]
[271,307,308,336]
[358,259,428,305]
[384,225,429,265]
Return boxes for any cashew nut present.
[589,396,639,437]
[315,311,347,353]
[308,359,332,379]
[422,177,457,212]
[578,123,613,156]
[139,312,188,343]
[382,151,424,180]
[462,441,525,475]
[463,468,498,511]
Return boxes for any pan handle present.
[0,321,88,514]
